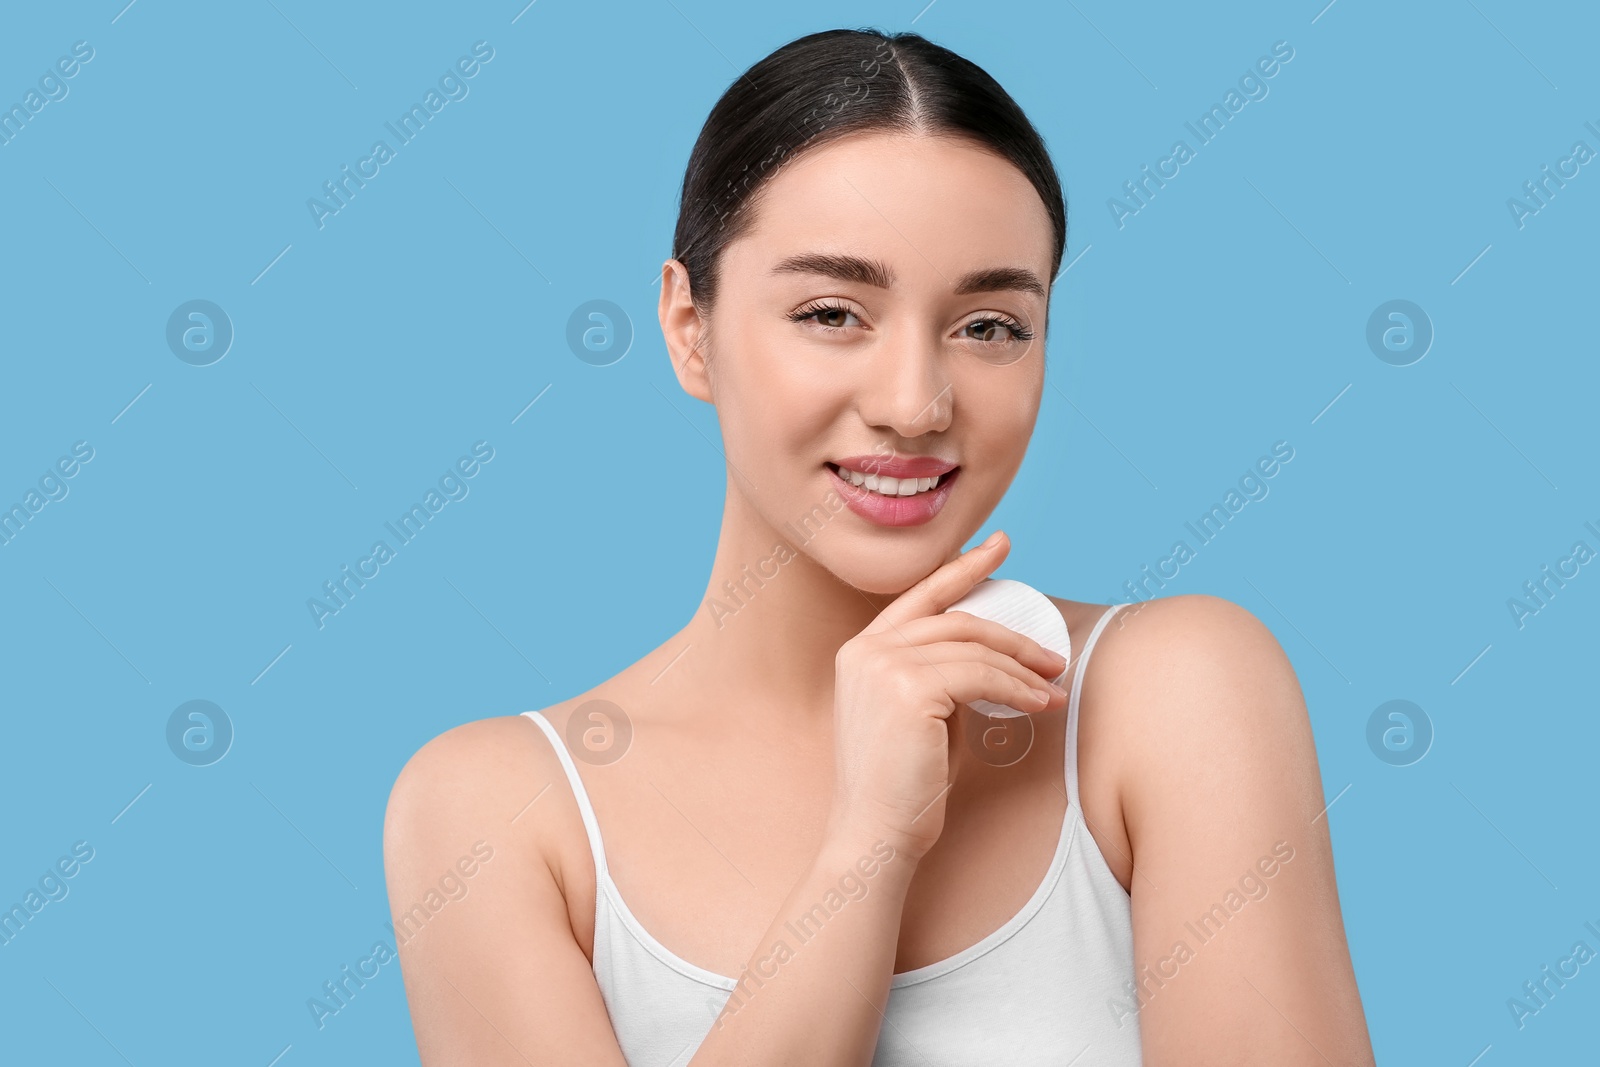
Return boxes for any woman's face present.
[670,130,1057,596]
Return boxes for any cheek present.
[719,339,844,452]
[963,366,1042,444]
[711,370,829,510]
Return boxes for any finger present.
[881,610,1069,682]
[867,530,1010,634]
[913,660,1054,718]
[899,641,1067,707]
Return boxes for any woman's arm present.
[382,716,929,1067]
[1094,594,1376,1066]
[686,820,920,1065]
[696,533,1069,1064]
[383,716,629,1066]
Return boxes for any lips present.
[824,459,961,527]
[829,454,958,479]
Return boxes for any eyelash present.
[787,300,1036,343]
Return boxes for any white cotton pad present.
[942,578,1071,718]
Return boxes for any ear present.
[658,258,713,403]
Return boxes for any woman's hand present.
[827,530,1071,862]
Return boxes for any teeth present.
[834,465,946,497]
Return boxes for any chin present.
[819,538,963,598]
[837,572,926,597]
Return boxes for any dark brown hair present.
[671,27,1068,315]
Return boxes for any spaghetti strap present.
[1064,603,1125,813]
[521,710,609,877]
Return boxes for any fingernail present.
[982,531,1003,548]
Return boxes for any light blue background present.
[1,0,1595,1063]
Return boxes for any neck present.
[672,478,899,718]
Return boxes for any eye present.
[788,300,861,331]
[960,315,1035,344]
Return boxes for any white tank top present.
[523,602,1143,1064]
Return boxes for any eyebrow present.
[769,252,1047,298]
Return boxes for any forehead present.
[726,130,1055,284]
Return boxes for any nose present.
[855,325,953,438]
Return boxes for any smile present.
[823,460,962,528]
[826,462,950,497]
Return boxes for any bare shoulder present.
[383,710,587,902]
[1080,592,1317,819]
[385,714,560,847]
[382,636,677,894]
[1053,594,1315,834]
[1042,592,1304,746]
[1094,591,1295,682]
[1064,602,1372,1059]
[381,713,638,1061]
[1040,593,1324,890]
[1043,591,1282,662]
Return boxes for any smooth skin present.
[383,130,1376,1065]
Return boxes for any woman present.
[384,27,1375,1066]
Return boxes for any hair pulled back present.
[671,28,1067,315]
